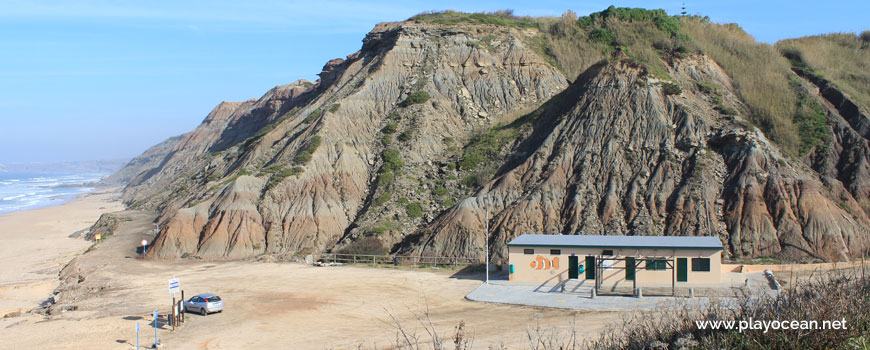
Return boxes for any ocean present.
[0,172,107,215]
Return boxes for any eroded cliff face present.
[408,56,870,263]
[113,20,870,262]
[121,21,568,258]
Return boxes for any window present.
[602,249,614,256]
[645,259,668,270]
[692,258,711,272]
[550,249,561,255]
[523,248,534,255]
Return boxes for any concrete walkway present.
[466,282,739,311]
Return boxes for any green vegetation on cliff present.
[415,6,843,156]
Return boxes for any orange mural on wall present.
[529,255,560,270]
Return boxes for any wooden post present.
[632,259,637,294]
[671,254,677,297]
[181,290,185,323]
[171,296,176,331]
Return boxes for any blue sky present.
[0,1,867,164]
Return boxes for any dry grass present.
[681,18,802,154]
[776,32,870,110]
[586,266,870,349]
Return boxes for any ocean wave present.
[1,194,27,201]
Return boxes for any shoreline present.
[0,187,124,317]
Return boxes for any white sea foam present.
[0,172,108,214]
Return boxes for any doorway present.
[677,258,688,282]
[625,257,635,281]
[568,256,579,279]
[585,256,595,280]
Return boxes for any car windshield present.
[206,296,222,302]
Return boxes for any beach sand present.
[0,189,123,317]
[0,192,623,349]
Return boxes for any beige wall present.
[508,246,721,285]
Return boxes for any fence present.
[318,253,480,266]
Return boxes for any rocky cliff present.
[111,9,870,263]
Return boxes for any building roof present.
[507,234,723,250]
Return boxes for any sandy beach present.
[0,189,124,317]
[0,191,622,349]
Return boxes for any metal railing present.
[318,253,480,266]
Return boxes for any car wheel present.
[200,308,207,316]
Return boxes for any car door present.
[189,297,203,312]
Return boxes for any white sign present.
[168,278,180,295]
[141,240,148,246]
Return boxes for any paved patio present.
[465,272,775,311]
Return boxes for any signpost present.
[484,210,489,284]
[169,278,180,330]
[136,322,140,350]
[168,278,180,295]
[153,310,159,347]
[141,240,148,255]
[95,233,101,241]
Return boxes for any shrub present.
[442,136,454,144]
[654,15,680,37]
[459,127,520,170]
[294,135,322,165]
[431,186,448,196]
[662,82,682,95]
[380,134,392,146]
[372,192,391,206]
[589,27,614,44]
[405,202,423,218]
[401,91,430,107]
[696,81,720,95]
[461,174,477,187]
[382,122,398,134]
[410,10,538,29]
[328,103,340,113]
[716,105,738,116]
[382,149,405,172]
[367,221,395,235]
[265,166,303,190]
[377,171,394,187]
[861,30,870,43]
[794,96,829,155]
[398,129,413,142]
[443,199,454,207]
[302,108,322,123]
[398,197,409,205]
[338,237,388,255]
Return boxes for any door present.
[625,257,635,281]
[568,256,579,279]
[677,258,688,282]
[585,256,595,280]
